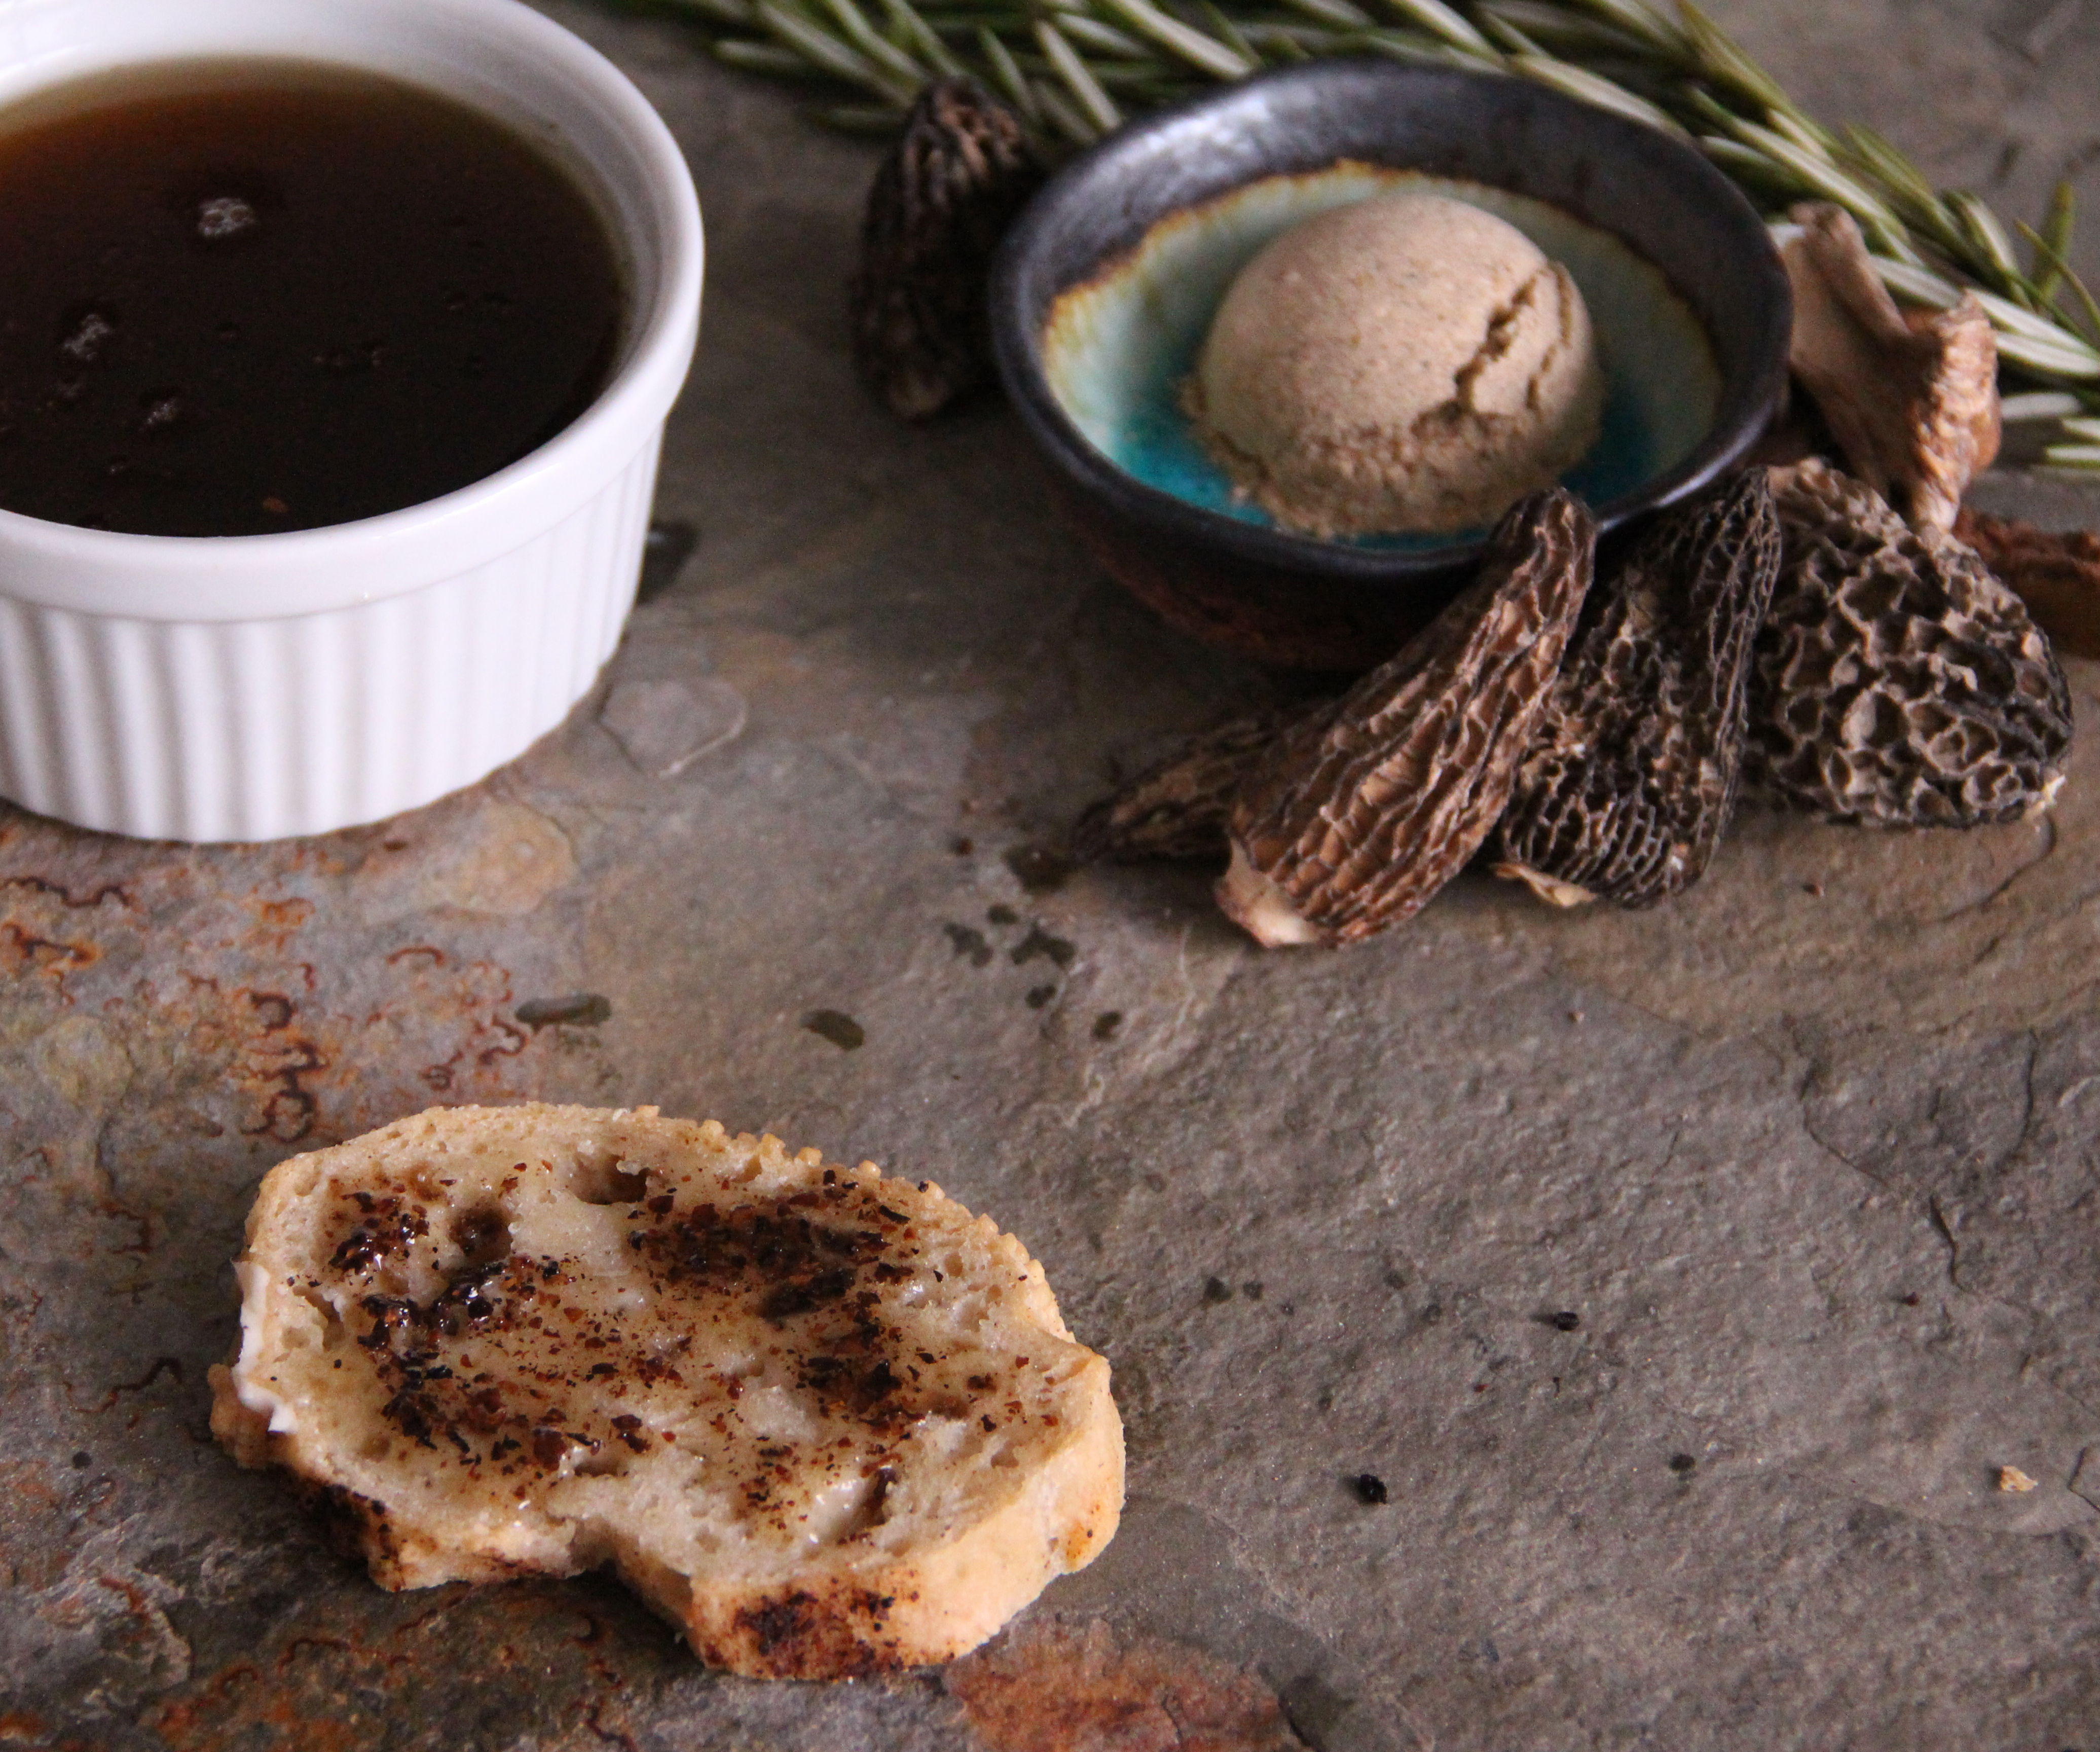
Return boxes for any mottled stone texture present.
[7,3,2100,1747]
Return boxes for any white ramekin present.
[0,0,703,841]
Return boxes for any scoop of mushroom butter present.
[1184,191,1607,539]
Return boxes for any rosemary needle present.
[618,0,2100,458]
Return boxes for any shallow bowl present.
[0,0,703,841]
[989,59,1790,671]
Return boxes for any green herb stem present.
[627,0,2100,461]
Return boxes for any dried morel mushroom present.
[1753,460,2072,826]
[850,79,1042,421]
[1494,471,1782,908]
[1219,490,1596,947]
[1952,507,2100,662]
[1781,203,1999,534]
[1072,712,1288,863]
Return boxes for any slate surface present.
[7,3,2100,1747]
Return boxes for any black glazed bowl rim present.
[988,59,1793,582]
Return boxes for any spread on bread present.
[210,1103,1123,1678]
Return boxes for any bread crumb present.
[1997,1465,2038,1493]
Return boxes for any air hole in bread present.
[292,1282,346,1334]
[573,1445,628,1479]
[573,1156,650,1206]
[864,1464,897,1524]
[450,1206,511,1268]
[834,1464,897,1542]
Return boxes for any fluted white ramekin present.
[0,0,703,841]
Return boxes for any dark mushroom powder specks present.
[0,60,624,536]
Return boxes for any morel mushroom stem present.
[850,79,1042,421]
[1219,489,1597,948]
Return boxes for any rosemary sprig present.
[620,0,2100,462]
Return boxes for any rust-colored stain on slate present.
[0,812,552,1152]
[149,1584,673,1752]
[0,1460,70,1592]
[948,1617,1305,1752]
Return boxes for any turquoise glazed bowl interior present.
[1042,163,1721,554]
[990,59,1792,670]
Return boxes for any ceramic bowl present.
[0,0,703,841]
[989,60,1790,671]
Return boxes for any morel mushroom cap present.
[1753,460,2072,827]
[1781,202,1999,535]
[1494,470,1782,908]
[1219,489,1596,947]
[1072,712,1287,864]
[851,80,1042,421]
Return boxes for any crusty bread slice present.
[209,1104,1122,1677]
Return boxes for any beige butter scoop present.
[1187,191,1606,537]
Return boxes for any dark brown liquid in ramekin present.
[0,60,625,536]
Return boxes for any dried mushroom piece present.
[850,80,1043,421]
[1952,507,2100,661]
[1495,471,1782,908]
[1219,490,1596,947]
[1072,712,1291,863]
[1753,460,2072,826]
[1781,202,1999,534]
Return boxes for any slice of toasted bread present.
[209,1104,1122,1677]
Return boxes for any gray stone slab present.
[6,4,2100,1747]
